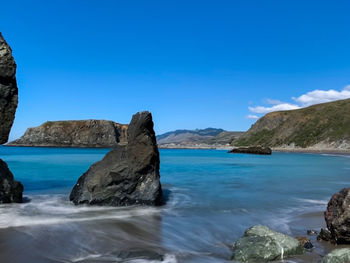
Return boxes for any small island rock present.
[324,188,350,244]
[231,225,303,262]
[70,111,162,206]
[8,120,128,148]
[228,146,272,155]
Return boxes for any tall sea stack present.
[0,33,23,203]
[70,111,162,206]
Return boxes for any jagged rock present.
[8,120,128,147]
[0,33,22,203]
[0,159,23,203]
[231,225,303,262]
[317,228,332,242]
[0,32,18,144]
[70,111,162,206]
[324,188,350,244]
[228,146,272,155]
[320,248,350,263]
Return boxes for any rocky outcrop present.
[0,33,18,144]
[0,33,22,203]
[0,160,23,203]
[228,146,272,155]
[231,225,303,262]
[8,120,128,147]
[324,188,350,244]
[320,248,350,263]
[70,111,162,206]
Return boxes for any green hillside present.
[235,98,350,148]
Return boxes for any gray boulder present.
[325,188,350,243]
[0,32,18,144]
[0,159,23,203]
[320,248,350,263]
[231,225,303,262]
[70,111,162,206]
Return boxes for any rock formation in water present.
[0,33,18,144]
[70,111,162,206]
[235,98,350,151]
[324,188,350,244]
[228,146,272,155]
[0,33,23,203]
[231,225,303,262]
[8,120,128,147]
[0,159,23,203]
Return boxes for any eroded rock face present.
[0,33,22,203]
[231,225,303,262]
[0,159,23,203]
[0,33,18,144]
[325,188,350,244]
[8,120,128,147]
[70,111,162,206]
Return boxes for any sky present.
[1,0,350,140]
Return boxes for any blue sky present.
[2,0,350,140]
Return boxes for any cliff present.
[0,33,18,144]
[8,120,128,148]
[235,98,350,150]
[157,128,244,148]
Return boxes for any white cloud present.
[246,114,259,119]
[249,103,300,114]
[292,86,350,106]
[248,85,350,117]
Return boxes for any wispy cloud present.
[246,114,259,119]
[248,85,350,117]
[292,86,350,106]
[249,103,300,114]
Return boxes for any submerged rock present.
[8,120,128,147]
[317,228,332,242]
[231,225,303,262]
[320,248,350,263]
[228,146,272,155]
[296,236,313,250]
[0,159,23,203]
[324,188,350,244]
[0,33,18,144]
[70,111,162,206]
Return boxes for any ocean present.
[0,146,349,262]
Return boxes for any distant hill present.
[157,128,244,148]
[235,98,350,150]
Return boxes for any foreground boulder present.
[228,146,272,155]
[0,33,18,144]
[0,159,23,203]
[324,188,350,244]
[8,120,128,147]
[70,111,162,206]
[231,225,303,262]
[320,248,350,263]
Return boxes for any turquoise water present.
[0,147,350,262]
